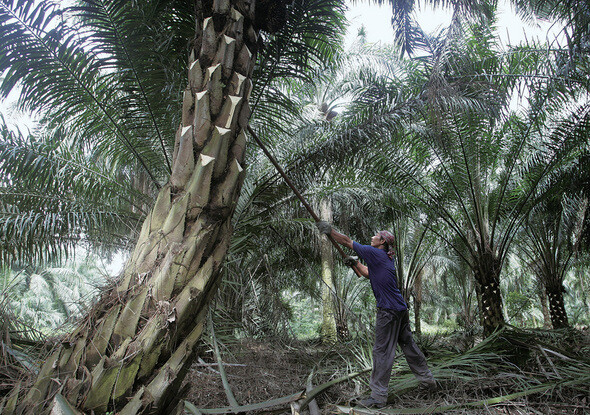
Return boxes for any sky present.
[345,0,562,48]
[1,2,564,131]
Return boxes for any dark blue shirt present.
[353,241,407,311]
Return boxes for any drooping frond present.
[0,119,145,264]
[71,0,195,174]
[349,0,495,57]
[0,0,191,186]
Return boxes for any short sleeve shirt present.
[353,241,407,311]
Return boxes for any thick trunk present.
[15,2,258,414]
[319,198,338,344]
[473,252,505,337]
[546,285,569,329]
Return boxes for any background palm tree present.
[334,13,589,336]
[520,195,587,328]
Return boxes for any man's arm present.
[353,262,369,279]
[328,229,371,278]
[317,221,366,278]
[316,221,353,249]
[329,229,353,249]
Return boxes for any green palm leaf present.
[0,119,145,263]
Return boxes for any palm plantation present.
[1,0,590,414]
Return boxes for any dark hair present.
[378,230,396,259]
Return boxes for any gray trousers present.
[370,308,433,401]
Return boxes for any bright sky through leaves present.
[0,1,564,133]
[345,0,562,48]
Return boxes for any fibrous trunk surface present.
[13,1,259,414]
[474,253,506,337]
[546,284,569,329]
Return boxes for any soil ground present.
[182,329,590,414]
[183,338,357,410]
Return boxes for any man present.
[317,221,436,408]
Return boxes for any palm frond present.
[251,0,346,134]
[0,118,145,264]
[0,0,190,186]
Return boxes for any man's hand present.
[316,221,332,235]
[344,256,358,267]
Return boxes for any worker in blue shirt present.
[317,222,436,408]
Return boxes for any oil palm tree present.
[400,104,588,336]
[216,37,411,342]
[0,0,347,413]
[519,195,588,328]
[1,258,107,332]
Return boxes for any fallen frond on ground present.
[381,326,590,414]
[182,326,590,415]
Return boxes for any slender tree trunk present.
[546,284,569,329]
[460,271,476,328]
[413,268,423,335]
[319,198,338,344]
[14,2,260,414]
[539,289,552,329]
[578,267,590,318]
[474,252,505,337]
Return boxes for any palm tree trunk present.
[319,198,338,344]
[578,267,590,319]
[413,268,423,335]
[474,253,505,337]
[538,288,552,329]
[546,285,569,329]
[15,2,259,414]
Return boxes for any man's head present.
[370,230,395,258]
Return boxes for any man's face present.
[370,233,383,248]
